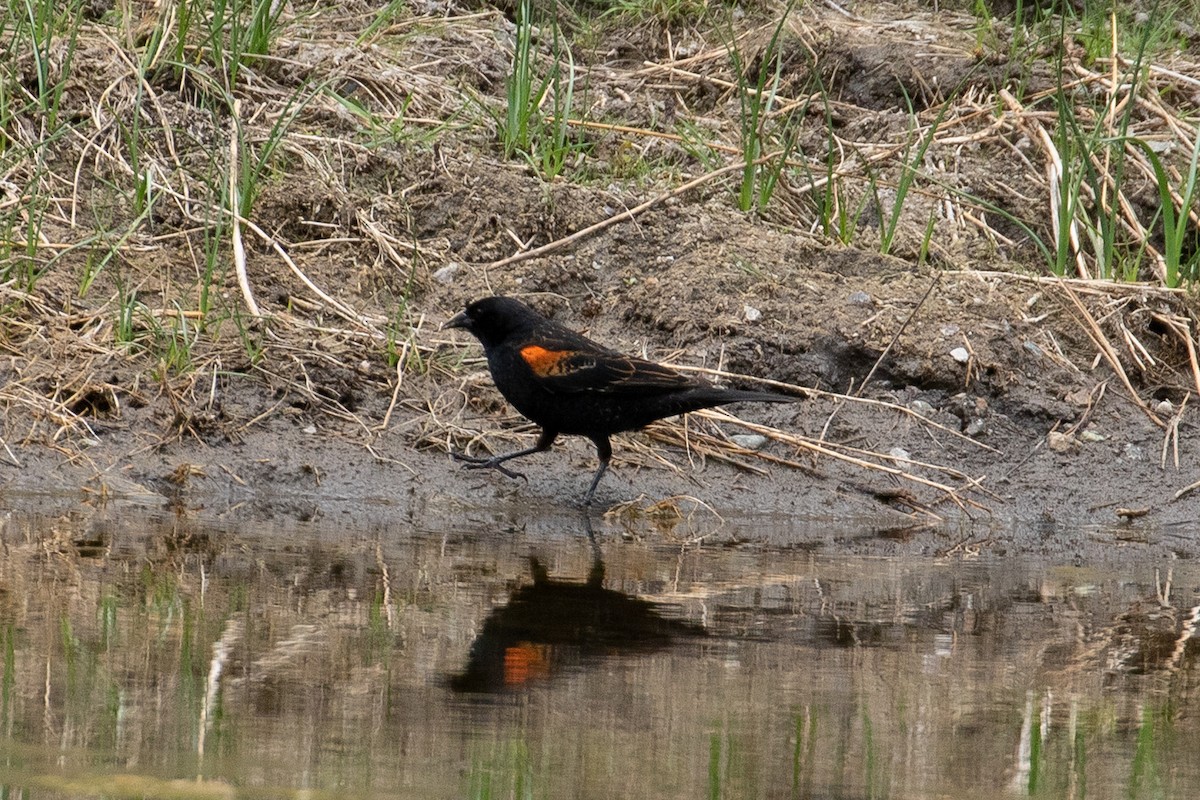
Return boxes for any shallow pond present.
[0,506,1197,799]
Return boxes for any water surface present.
[0,507,1196,798]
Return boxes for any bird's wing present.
[517,343,698,394]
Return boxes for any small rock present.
[432,263,460,284]
[1065,388,1092,406]
[1123,443,1144,461]
[940,324,960,337]
[909,399,935,417]
[1023,340,1043,358]
[950,347,970,364]
[848,291,872,306]
[1047,431,1076,452]
[743,305,762,323]
[1155,399,1175,417]
[1079,430,1108,443]
[302,425,317,435]
[888,447,911,462]
[965,419,986,437]
[730,434,767,450]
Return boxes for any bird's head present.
[443,296,542,350]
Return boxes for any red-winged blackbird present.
[444,296,795,504]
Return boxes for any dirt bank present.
[2,1,1199,552]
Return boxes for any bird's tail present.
[706,387,797,405]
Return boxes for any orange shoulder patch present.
[519,345,572,377]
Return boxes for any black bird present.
[444,296,794,504]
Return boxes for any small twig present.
[1175,476,1200,502]
[820,275,940,453]
[666,362,997,451]
[1160,394,1187,470]
[1154,313,1200,400]
[229,99,260,318]
[856,273,940,397]
[485,150,788,271]
[698,408,987,512]
[0,434,21,467]
[381,354,406,431]
[1055,280,1162,428]
[238,216,379,329]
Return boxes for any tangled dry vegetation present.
[2,0,1200,517]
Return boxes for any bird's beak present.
[443,310,470,331]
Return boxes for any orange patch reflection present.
[503,642,551,685]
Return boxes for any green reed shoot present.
[879,87,950,256]
[198,205,229,322]
[359,0,409,44]
[1047,6,1151,279]
[1,625,14,729]
[204,0,287,89]
[727,2,799,212]
[1134,132,1200,287]
[601,0,707,24]
[19,0,85,130]
[499,0,582,179]
[235,83,318,218]
[502,0,541,160]
[805,77,874,246]
[538,25,578,180]
[114,285,139,347]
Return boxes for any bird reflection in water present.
[448,528,704,693]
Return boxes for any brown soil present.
[2,1,1199,553]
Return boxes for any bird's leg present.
[452,429,558,481]
[582,436,613,506]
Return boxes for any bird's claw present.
[451,451,528,482]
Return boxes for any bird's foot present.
[451,451,528,482]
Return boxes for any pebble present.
[1065,388,1092,406]
[965,419,986,436]
[888,447,911,462]
[950,347,970,363]
[730,434,767,450]
[1078,430,1108,443]
[1023,340,1043,358]
[1155,399,1175,417]
[848,291,872,305]
[743,305,762,323]
[302,425,317,435]
[432,263,459,284]
[909,399,935,417]
[1047,431,1076,452]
